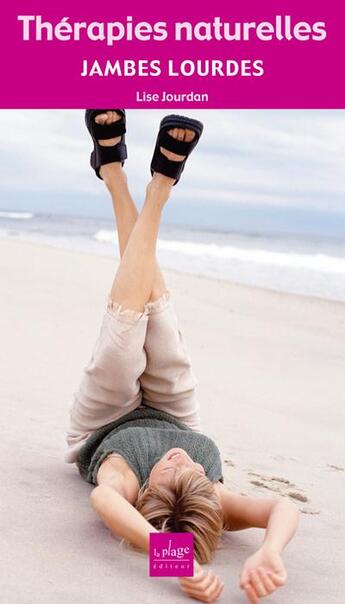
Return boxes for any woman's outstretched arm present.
[90,484,158,553]
[215,482,299,603]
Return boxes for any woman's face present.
[149,447,205,489]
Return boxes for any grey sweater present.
[76,406,224,487]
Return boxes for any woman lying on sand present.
[65,109,299,603]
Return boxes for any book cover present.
[1,2,344,603]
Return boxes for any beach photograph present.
[0,109,344,603]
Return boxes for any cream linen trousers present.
[64,290,201,463]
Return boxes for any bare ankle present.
[151,172,175,186]
[101,163,127,190]
[146,174,174,202]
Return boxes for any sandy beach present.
[1,237,344,604]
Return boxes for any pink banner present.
[1,0,344,108]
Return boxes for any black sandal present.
[150,114,204,185]
[85,109,127,179]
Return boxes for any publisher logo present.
[149,532,194,577]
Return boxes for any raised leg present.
[98,110,168,303]
[140,293,201,431]
[65,114,202,463]
[98,111,196,304]
[107,172,173,312]
[102,166,172,311]
[98,112,201,431]
[100,164,168,303]
[66,117,183,461]
[66,172,170,460]
[67,176,175,460]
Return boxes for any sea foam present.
[0,211,34,220]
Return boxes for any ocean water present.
[1,210,345,302]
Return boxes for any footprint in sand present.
[223,458,235,467]
[286,491,308,503]
[326,464,344,472]
[221,459,320,514]
[246,470,319,514]
[271,455,297,462]
[248,471,296,491]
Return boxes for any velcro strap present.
[159,131,194,155]
[152,153,184,179]
[93,120,126,140]
[94,143,127,165]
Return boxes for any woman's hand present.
[178,559,224,602]
[240,546,287,603]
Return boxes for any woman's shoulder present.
[98,452,133,476]
[96,453,140,502]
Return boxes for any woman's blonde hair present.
[121,468,223,564]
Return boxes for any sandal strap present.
[92,120,126,141]
[159,131,194,156]
[151,153,185,180]
[94,142,127,167]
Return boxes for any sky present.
[0,109,344,236]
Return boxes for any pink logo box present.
[149,532,194,577]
